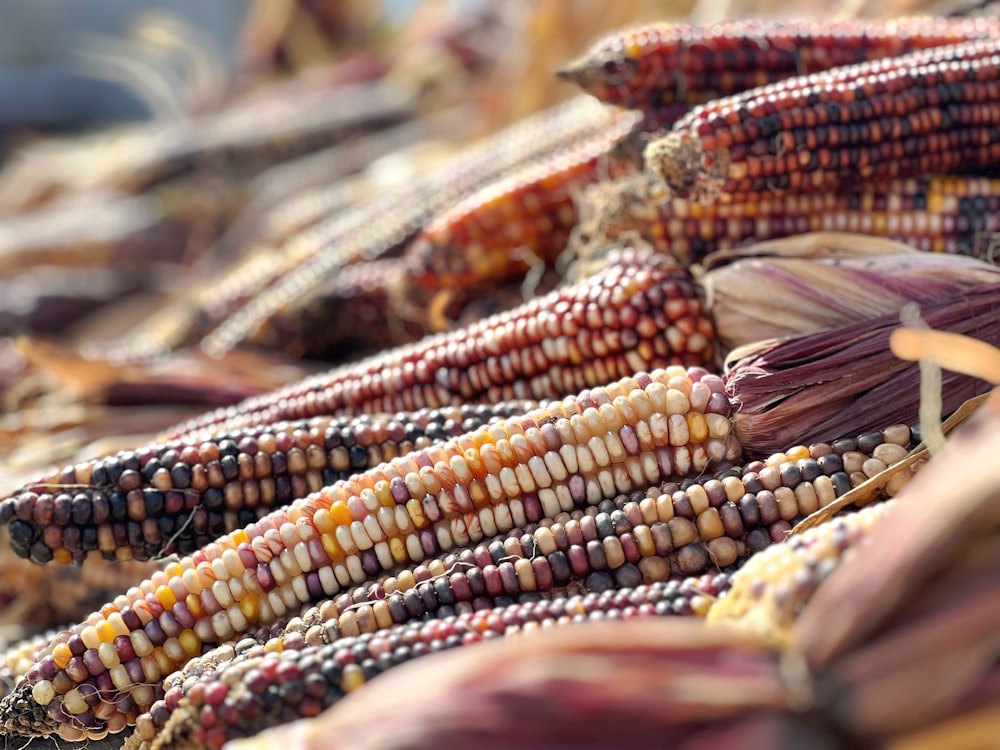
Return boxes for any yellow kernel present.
[321,532,343,561]
[51,643,73,670]
[163,562,184,580]
[329,502,352,527]
[406,497,426,528]
[96,621,116,643]
[342,663,365,692]
[314,508,336,534]
[231,528,250,546]
[374,480,394,508]
[389,537,408,564]
[240,593,260,621]
[156,585,177,609]
[687,412,709,443]
[179,629,201,658]
[151,646,174,676]
[785,445,810,462]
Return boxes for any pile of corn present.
[0,9,998,750]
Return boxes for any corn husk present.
[702,235,1000,351]
[724,284,1000,456]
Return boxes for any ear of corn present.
[559,17,1000,111]
[644,38,1000,204]
[199,96,627,359]
[0,404,536,564]
[577,174,1000,270]
[138,577,733,750]
[0,366,741,740]
[166,249,714,441]
[401,110,640,298]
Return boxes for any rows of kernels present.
[593,175,1000,267]
[561,17,1000,109]
[646,38,1000,203]
[166,250,715,440]
[706,500,895,645]
[139,420,914,720]
[12,367,739,737]
[139,578,731,749]
[242,258,406,356]
[200,95,624,358]
[1,403,534,564]
[404,111,640,294]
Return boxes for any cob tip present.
[643,131,721,203]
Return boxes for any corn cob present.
[244,259,564,359]
[199,97,632,358]
[135,417,915,685]
[0,366,740,739]
[707,499,896,645]
[169,249,714,440]
[559,17,1000,111]
[578,174,1000,268]
[0,403,536,564]
[241,259,412,358]
[0,630,63,701]
[644,38,1000,204]
[138,579,730,750]
[401,113,639,299]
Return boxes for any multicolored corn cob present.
[707,499,895,646]
[577,174,1000,268]
[644,38,1000,203]
[401,112,639,298]
[559,17,1000,110]
[199,96,632,358]
[0,367,741,740]
[0,630,63,701]
[0,403,536,564]
[136,578,731,750]
[168,249,714,440]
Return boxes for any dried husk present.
[723,284,1000,456]
[702,241,1000,351]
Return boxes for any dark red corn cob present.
[559,17,1000,111]
[0,403,536,564]
[241,259,564,360]
[577,174,1000,268]
[1,367,740,740]
[167,249,714,441]
[239,259,411,359]
[401,111,640,298]
[644,38,1000,204]
[136,578,731,750]
[198,96,630,358]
